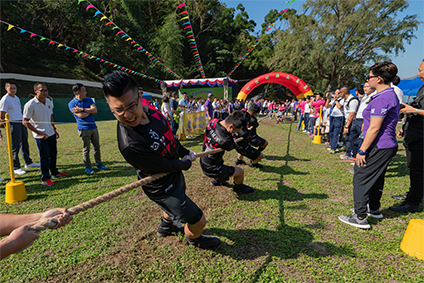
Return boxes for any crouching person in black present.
[102,71,220,249]
[234,103,268,168]
[200,110,254,194]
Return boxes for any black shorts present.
[249,135,266,147]
[201,163,236,181]
[150,176,203,225]
[236,144,262,160]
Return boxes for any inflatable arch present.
[236,72,313,101]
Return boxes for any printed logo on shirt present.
[149,129,159,140]
[381,108,387,115]
[371,108,375,114]
[151,141,160,151]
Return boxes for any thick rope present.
[28,136,245,233]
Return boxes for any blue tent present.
[398,76,423,96]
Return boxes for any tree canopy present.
[0,0,421,97]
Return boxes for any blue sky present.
[221,0,423,79]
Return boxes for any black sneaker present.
[389,203,420,213]
[157,217,184,237]
[187,235,221,249]
[235,159,247,165]
[391,193,407,201]
[249,161,263,168]
[233,183,254,194]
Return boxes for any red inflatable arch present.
[236,72,313,101]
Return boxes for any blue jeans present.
[11,122,33,169]
[304,114,310,131]
[350,118,363,157]
[171,120,179,135]
[35,135,59,181]
[296,113,304,131]
[330,116,343,150]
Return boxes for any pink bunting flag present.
[116,30,124,35]
[86,4,94,11]
[184,26,192,29]
[73,50,79,53]
[30,33,36,38]
[176,3,186,9]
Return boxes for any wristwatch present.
[357,149,367,155]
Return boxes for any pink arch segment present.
[236,72,313,101]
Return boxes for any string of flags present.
[227,0,296,77]
[176,2,206,79]
[78,0,182,80]
[0,19,163,84]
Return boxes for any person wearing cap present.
[204,93,214,122]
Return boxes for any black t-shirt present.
[117,102,191,198]
[234,111,259,141]
[404,83,424,144]
[200,118,236,172]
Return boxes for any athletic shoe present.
[324,142,330,145]
[389,203,420,213]
[14,168,26,175]
[329,150,336,154]
[52,172,68,178]
[0,177,5,182]
[96,164,109,170]
[233,183,254,194]
[211,179,231,187]
[348,158,356,162]
[350,162,355,166]
[249,161,263,168]
[338,214,371,229]
[235,158,247,165]
[350,207,383,219]
[157,217,184,237]
[187,235,221,249]
[42,179,54,186]
[86,167,95,174]
[327,148,332,151]
[349,169,354,174]
[302,130,307,133]
[25,162,40,169]
[391,193,407,200]
[340,154,348,160]
[308,133,315,137]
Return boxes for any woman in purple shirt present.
[339,62,400,229]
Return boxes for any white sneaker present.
[14,168,27,175]
[0,177,5,182]
[25,162,40,169]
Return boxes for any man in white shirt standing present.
[325,89,345,154]
[23,83,67,186]
[340,86,359,159]
[0,81,39,176]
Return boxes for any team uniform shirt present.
[23,97,55,139]
[298,101,306,114]
[268,103,275,111]
[204,99,213,118]
[343,95,359,120]
[68,97,97,131]
[117,102,191,199]
[278,106,286,115]
[0,94,23,121]
[311,99,326,118]
[362,87,400,149]
[200,118,236,173]
[330,98,345,117]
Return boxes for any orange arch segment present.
[236,72,313,101]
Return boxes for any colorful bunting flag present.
[0,19,162,83]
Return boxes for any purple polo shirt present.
[204,99,213,118]
[362,87,400,149]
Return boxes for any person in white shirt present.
[23,83,67,186]
[341,86,359,158]
[325,89,345,153]
[0,81,39,176]
[391,75,404,104]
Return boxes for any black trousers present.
[404,140,424,206]
[353,145,398,218]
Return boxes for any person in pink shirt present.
[276,104,286,124]
[295,98,306,131]
[268,100,275,120]
[310,93,326,135]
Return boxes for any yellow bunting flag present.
[7,24,14,31]
[100,16,107,21]
[57,44,63,48]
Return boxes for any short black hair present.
[392,75,401,86]
[224,110,248,129]
[163,95,169,103]
[370,61,398,84]
[356,85,364,95]
[102,71,138,98]
[5,81,16,87]
[315,92,324,98]
[34,82,46,90]
[248,103,260,114]
[72,83,84,95]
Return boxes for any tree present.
[268,0,421,91]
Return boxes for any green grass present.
[1,118,423,282]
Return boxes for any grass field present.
[0,118,423,282]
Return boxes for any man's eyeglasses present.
[366,75,379,81]
[37,89,48,92]
[111,97,140,116]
